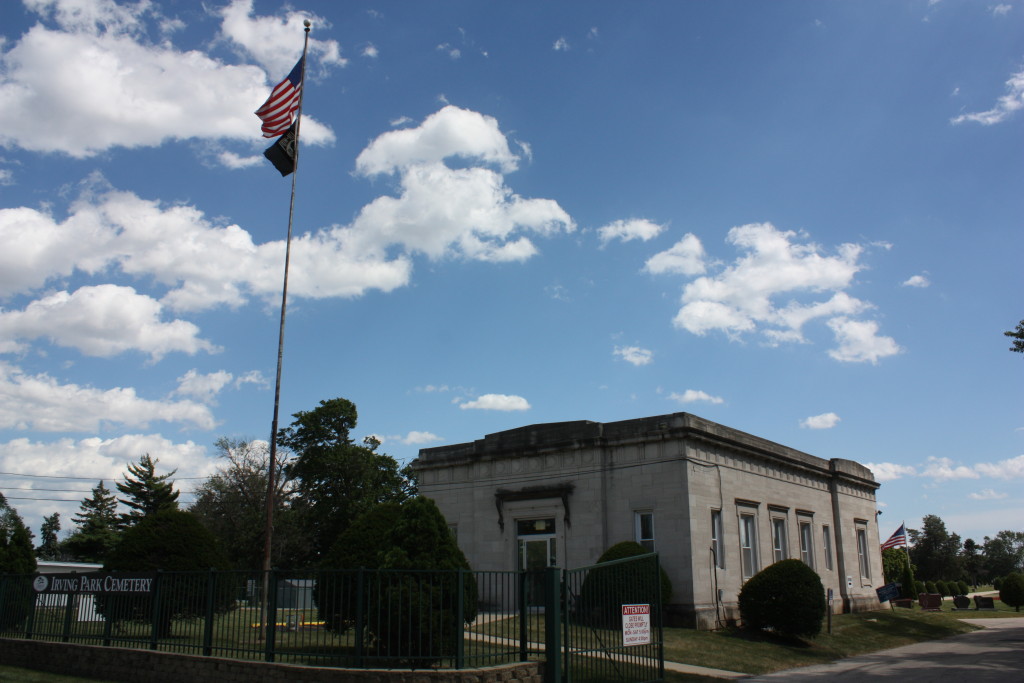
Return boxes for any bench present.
[973,595,995,610]
[918,593,943,611]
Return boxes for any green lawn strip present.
[664,601,1023,675]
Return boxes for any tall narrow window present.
[772,518,788,563]
[823,525,834,571]
[740,514,758,579]
[857,527,870,580]
[635,511,655,552]
[799,522,814,568]
[711,510,725,569]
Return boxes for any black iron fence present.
[1,558,663,681]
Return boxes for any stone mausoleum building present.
[413,412,883,629]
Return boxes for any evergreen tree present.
[36,512,62,561]
[0,494,37,630]
[63,481,120,562]
[116,454,179,528]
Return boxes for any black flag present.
[263,124,297,176]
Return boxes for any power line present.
[0,470,207,481]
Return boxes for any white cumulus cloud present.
[655,223,898,363]
[865,462,917,482]
[902,274,930,288]
[969,488,1007,500]
[459,394,531,411]
[801,412,841,429]
[614,346,653,366]
[668,389,724,405]
[951,66,1024,125]
[597,219,665,246]
[0,362,215,432]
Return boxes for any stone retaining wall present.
[0,638,543,683]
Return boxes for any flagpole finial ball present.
[304,19,311,28]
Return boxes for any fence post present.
[455,569,465,669]
[150,570,162,651]
[655,553,665,681]
[354,569,364,668]
[264,568,278,662]
[518,570,528,662]
[543,566,562,683]
[202,568,215,656]
[60,577,76,642]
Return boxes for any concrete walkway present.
[740,618,1024,681]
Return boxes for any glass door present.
[517,518,556,606]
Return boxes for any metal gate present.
[543,553,664,683]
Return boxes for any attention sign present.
[621,603,651,646]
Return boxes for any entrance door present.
[517,518,556,605]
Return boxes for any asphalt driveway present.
[742,618,1024,681]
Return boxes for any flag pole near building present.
[255,20,311,630]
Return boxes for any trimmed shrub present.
[993,576,1004,591]
[1000,573,1024,612]
[100,510,233,637]
[739,559,826,639]
[316,498,477,666]
[914,580,926,595]
[574,541,672,629]
[925,581,937,594]
[900,559,917,600]
[935,580,950,597]
[957,580,969,596]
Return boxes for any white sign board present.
[621,603,651,646]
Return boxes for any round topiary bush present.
[992,576,1004,591]
[574,541,672,629]
[936,580,950,597]
[914,580,926,595]
[739,559,826,639]
[1000,573,1024,612]
[956,580,969,596]
[925,580,937,594]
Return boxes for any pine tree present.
[36,512,62,561]
[63,481,120,563]
[116,454,179,528]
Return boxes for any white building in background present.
[413,412,883,629]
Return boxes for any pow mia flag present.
[264,123,297,176]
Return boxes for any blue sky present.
[0,0,1021,548]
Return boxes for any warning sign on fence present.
[621,603,651,646]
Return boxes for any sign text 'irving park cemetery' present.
[33,573,156,595]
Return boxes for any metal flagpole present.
[261,19,311,639]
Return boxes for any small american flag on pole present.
[881,523,907,550]
[255,57,304,138]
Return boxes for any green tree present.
[0,494,37,629]
[882,547,908,584]
[1000,573,1024,612]
[36,512,62,561]
[575,541,672,630]
[116,454,179,528]
[1005,320,1024,354]
[101,510,232,637]
[317,498,475,666]
[190,437,307,569]
[982,531,1024,578]
[908,515,961,581]
[739,559,826,639]
[62,481,120,563]
[961,538,986,587]
[278,398,416,564]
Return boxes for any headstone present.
[952,595,970,610]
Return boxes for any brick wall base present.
[0,638,543,683]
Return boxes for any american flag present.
[881,523,907,550]
[255,57,304,138]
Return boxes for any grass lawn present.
[662,597,1024,675]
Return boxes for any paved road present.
[742,618,1024,682]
